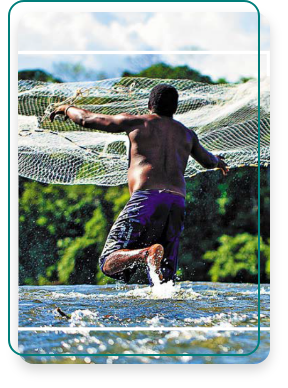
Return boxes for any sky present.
[18,12,270,82]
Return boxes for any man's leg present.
[159,196,185,282]
[103,244,164,280]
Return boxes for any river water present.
[18,281,270,364]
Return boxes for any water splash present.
[71,310,99,327]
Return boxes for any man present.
[51,84,228,285]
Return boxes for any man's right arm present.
[50,105,143,133]
[190,131,228,175]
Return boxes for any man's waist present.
[133,188,185,198]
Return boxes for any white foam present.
[69,309,98,327]
[240,287,270,296]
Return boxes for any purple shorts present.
[99,189,185,284]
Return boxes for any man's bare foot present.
[146,244,164,281]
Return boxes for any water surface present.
[18,281,270,364]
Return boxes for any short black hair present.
[148,84,178,117]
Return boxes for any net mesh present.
[18,77,270,186]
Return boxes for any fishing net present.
[18,77,270,186]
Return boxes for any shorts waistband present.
[133,189,185,198]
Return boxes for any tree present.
[203,233,270,283]
[123,62,214,84]
[18,69,62,83]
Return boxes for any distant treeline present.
[18,61,254,85]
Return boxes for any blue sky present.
[18,12,270,82]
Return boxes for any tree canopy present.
[18,69,62,83]
[123,62,214,83]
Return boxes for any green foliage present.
[203,233,270,283]
[123,62,214,84]
[18,69,62,83]
[237,77,255,84]
[216,78,229,84]
[177,167,270,283]
[19,177,130,285]
[265,257,270,278]
[19,167,270,285]
[122,62,250,85]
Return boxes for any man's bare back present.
[50,84,228,285]
[127,114,192,197]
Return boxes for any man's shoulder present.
[138,114,160,121]
[117,113,152,123]
[172,118,193,134]
[124,114,160,129]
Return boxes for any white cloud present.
[134,12,258,51]
[109,12,152,24]
[18,12,269,51]
[18,12,146,51]
[18,13,91,51]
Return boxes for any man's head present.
[148,84,178,117]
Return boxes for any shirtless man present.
[51,84,228,285]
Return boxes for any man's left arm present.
[190,131,229,176]
[50,105,142,133]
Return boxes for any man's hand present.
[50,105,70,122]
[215,155,229,176]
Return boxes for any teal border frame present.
[8,0,262,359]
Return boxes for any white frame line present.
[18,327,270,332]
[18,50,270,55]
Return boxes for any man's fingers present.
[50,112,55,122]
[219,161,229,176]
[50,105,67,122]
[216,155,228,176]
[221,168,228,176]
[50,109,63,122]
[223,166,229,176]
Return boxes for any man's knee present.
[102,252,118,276]
[102,259,113,276]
